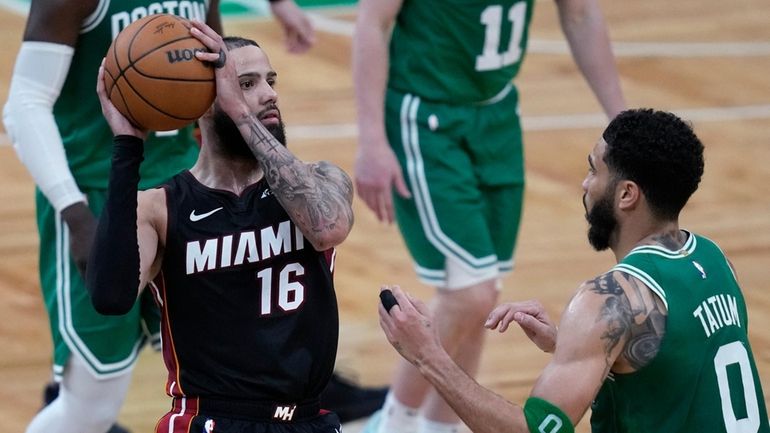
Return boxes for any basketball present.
[103,14,216,131]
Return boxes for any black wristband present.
[86,135,144,315]
[267,0,284,3]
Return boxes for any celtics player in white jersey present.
[377,109,769,433]
[353,0,624,432]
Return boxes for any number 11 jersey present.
[388,0,536,104]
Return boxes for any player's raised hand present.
[96,59,146,138]
[485,300,557,353]
[189,20,248,121]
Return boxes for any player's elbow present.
[308,224,352,252]
[3,81,50,130]
[2,98,19,141]
[307,234,342,252]
[86,276,137,316]
[90,293,134,316]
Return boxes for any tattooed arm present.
[528,271,667,423]
[238,115,354,251]
[189,21,354,251]
[376,271,667,433]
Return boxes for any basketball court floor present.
[1,0,769,432]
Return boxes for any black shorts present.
[157,397,341,433]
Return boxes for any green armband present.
[523,397,573,433]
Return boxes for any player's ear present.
[617,180,640,211]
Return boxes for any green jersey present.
[591,231,769,433]
[388,0,535,104]
[54,0,212,190]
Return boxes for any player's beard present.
[211,104,287,160]
[584,186,618,251]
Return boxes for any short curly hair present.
[602,109,704,220]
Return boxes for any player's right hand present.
[485,300,558,353]
[189,21,249,123]
[270,0,316,54]
[96,59,146,139]
[354,139,411,224]
[61,201,97,279]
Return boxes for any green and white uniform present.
[40,0,211,379]
[591,231,770,433]
[385,0,535,288]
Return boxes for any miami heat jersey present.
[154,171,339,404]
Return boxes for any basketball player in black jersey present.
[87,23,353,433]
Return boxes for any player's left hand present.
[270,0,315,54]
[189,20,249,122]
[378,285,442,366]
[485,300,557,353]
[61,202,97,278]
[96,59,146,138]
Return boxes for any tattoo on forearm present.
[590,272,666,371]
[239,114,354,236]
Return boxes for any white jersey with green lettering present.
[591,231,769,433]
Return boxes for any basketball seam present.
[115,72,202,121]
[127,15,214,81]
[103,66,142,127]
[114,14,213,123]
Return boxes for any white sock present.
[26,355,132,433]
[418,417,461,433]
[378,392,419,433]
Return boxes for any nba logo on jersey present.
[273,404,297,421]
[203,418,216,433]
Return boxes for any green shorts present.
[386,87,525,289]
[36,188,159,380]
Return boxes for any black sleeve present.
[86,135,144,315]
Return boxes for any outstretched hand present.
[96,59,146,138]
[378,285,442,366]
[485,300,558,353]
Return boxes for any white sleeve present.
[2,41,87,212]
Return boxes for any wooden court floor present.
[1,0,769,431]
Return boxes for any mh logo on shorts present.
[273,404,297,421]
[203,418,216,433]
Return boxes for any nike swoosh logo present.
[189,207,223,222]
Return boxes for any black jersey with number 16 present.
[152,171,339,404]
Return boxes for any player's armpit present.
[137,188,167,289]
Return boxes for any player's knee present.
[463,287,500,324]
[440,282,499,325]
[57,393,118,432]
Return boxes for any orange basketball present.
[103,14,215,131]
